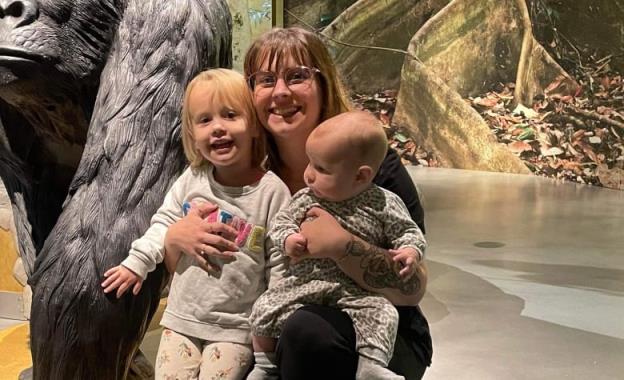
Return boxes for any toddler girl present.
[102,69,291,380]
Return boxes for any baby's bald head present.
[309,110,388,174]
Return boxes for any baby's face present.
[303,134,362,202]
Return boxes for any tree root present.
[567,107,624,132]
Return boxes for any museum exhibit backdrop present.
[0,0,622,377]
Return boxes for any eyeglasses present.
[248,66,321,91]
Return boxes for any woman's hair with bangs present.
[243,27,352,172]
[181,68,266,169]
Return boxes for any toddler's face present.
[189,83,257,171]
[303,134,361,202]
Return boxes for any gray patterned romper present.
[250,185,426,365]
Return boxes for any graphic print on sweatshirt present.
[182,200,265,253]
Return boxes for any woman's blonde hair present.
[243,27,352,172]
[181,68,266,169]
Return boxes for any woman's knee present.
[388,334,427,380]
[279,306,350,354]
[277,306,358,379]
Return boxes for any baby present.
[248,110,426,380]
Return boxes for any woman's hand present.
[164,203,239,273]
[298,207,351,261]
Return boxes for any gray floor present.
[409,168,624,380]
[3,168,623,379]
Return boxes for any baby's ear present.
[355,165,374,184]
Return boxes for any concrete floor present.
[409,168,624,380]
[3,167,623,379]
[0,318,21,330]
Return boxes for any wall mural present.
[301,0,624,191]
[228,0,274,72]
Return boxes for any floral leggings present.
[155,328,253,380]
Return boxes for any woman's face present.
[251,55,323,143]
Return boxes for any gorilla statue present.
[0,0,231,378]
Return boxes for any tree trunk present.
[323,0,451,94]
[391,0,579,172]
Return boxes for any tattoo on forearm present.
[347,237,420,295]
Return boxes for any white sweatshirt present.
[122,166,291,344]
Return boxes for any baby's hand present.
[389,247,423,279]
[284,233,308,263]
[101,265,143,298]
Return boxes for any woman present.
[165,27,431,379]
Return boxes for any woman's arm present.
[340,234,427,305]
[300,207,427,306]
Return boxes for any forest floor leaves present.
[353,53,624,190]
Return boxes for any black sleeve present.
[373,147,426,233]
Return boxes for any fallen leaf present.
[543,147,565,156]
[379,112,391,125]
[508,141,533,154]
[589,136,602,144]
[472,96,499,108]
[579,143,599,163]
[545,76,564,94]
[563,143,582,157]
[511,128,524,136]
[394,133,408,143]
[600,76,611,91]
[561,160,583,174]
[518,128,535,141]
[534,99,550,112]
[513,104,539,119]
[572,129,586,141]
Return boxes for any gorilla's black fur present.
[0,0,231,378]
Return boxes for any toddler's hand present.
[101,265,143,298]
[389,247,423,279]
[284,233,308,264]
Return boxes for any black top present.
[374,148,425,233]
[373,147,432,365]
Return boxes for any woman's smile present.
[269,105,301,118]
